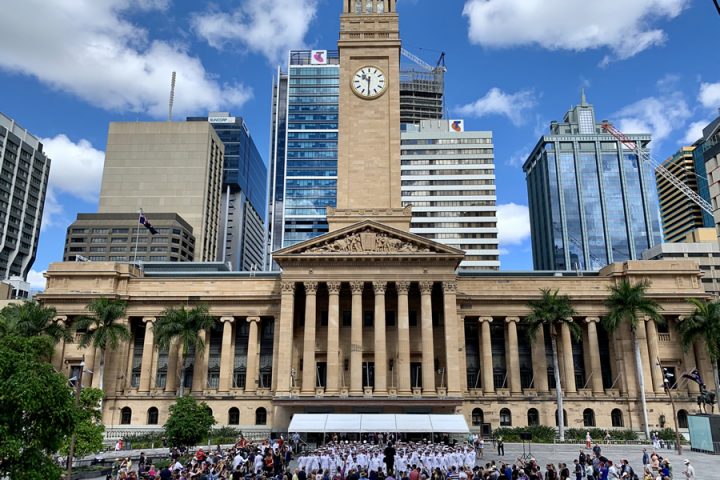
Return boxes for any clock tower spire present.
[328,0,410,231]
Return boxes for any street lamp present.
[656,358,682,455]
[66,360,87,480]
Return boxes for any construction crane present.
[601,122,714,215]
[401,48,447,73]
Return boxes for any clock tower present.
[328,0,410,231]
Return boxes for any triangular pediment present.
[273,220,465,260]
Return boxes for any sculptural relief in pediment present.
[304,229,432,255]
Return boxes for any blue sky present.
[1,0,719,289]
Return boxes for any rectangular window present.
[363,311,373,327]
[342,310,351,327]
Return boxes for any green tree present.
[75,298,131,395]
[0,335,77,480]
[154,304,214,396]
[61,388,105,458]
[164,395,215,448]
[525,288,579,441]
[603,279,663,440]
[0,301,70,342]
[679,298,720,409]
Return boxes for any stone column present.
[301,282,318,393]
[192,329,208,392]
[506,317,522,394]
[326,281,341,394]
[531,324,549,393]
[396,281,411,395]
[635,318,654,393]
[645,318,664,393]
[420,281,435,394]
[138,317,156,392]
[457,315,468,393]
[51,316,68,371]
[218,317,235,392]
[561,321,576,393]
[91,347,103,389]
[442,281,461,395]
[246,317,261,392]
[276,281,296,395]
[479,317,495,394]
[165,338,179,393]
[350,281,364,395]
[585,317,604,394]
[373,281,388,394]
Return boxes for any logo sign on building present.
[311,50,328,65]
[449,120,464,132]
[209,116,236,124]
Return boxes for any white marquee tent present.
[288,414,469,435]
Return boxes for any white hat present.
[683,459,690,464]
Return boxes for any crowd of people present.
[104,433,697,480]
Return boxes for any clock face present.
[352,66,387,99]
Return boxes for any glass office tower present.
[523,95,662,271]
[187,113,267,270]
[268,50,340,267]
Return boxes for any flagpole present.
[133,209,142,264]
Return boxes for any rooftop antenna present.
[168,71,176,122]
[580,88,587,106]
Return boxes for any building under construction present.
[399,50,445,124]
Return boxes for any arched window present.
[471,408,484,426]
[555,409,568,427]
[583,409,596,427]
[120,407,132,425]
[229,407,240,425]
[499,408,512,426]
[611,409,624,427]
[147,407,158,425]
[256,407,267,425]
[678,409,689,429]
[527,408,540,426]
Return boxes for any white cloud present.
[614,92,691,147]
[682,120,708,145]
[497,203,531,247]
[507,149,531,168]
[462,0,688,63]
[192,0,318,64]
[455,88,537,126]
[39,135,105,229]
[699,82,720,109]
[0,0,252,118]
[27,269,47,291]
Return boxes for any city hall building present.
[41,1,716,439]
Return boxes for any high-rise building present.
[187,113,267,271]
[63,213,195,263]
[699,115,720,237]
[98,122,224,262]
[267,50,446,268]
[656,146,713,243]
[401,120,499,270]
[524,94,662,270]
[268,50,340,263]
[0,112,51,280]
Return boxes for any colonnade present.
[276,280,462,397]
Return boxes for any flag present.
[139,212,158,235]
[682,368,705,388]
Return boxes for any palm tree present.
[603,279,663,440]
[679,298,720,410]
[75,298,131,393]
[525,288,579,441]
[153,304,214,396]
[0,301,69,342]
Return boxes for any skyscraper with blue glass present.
[188,113,267,271]
[268,50,340,267]
[523,94,662,271]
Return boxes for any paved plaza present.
[86,441,718,480]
